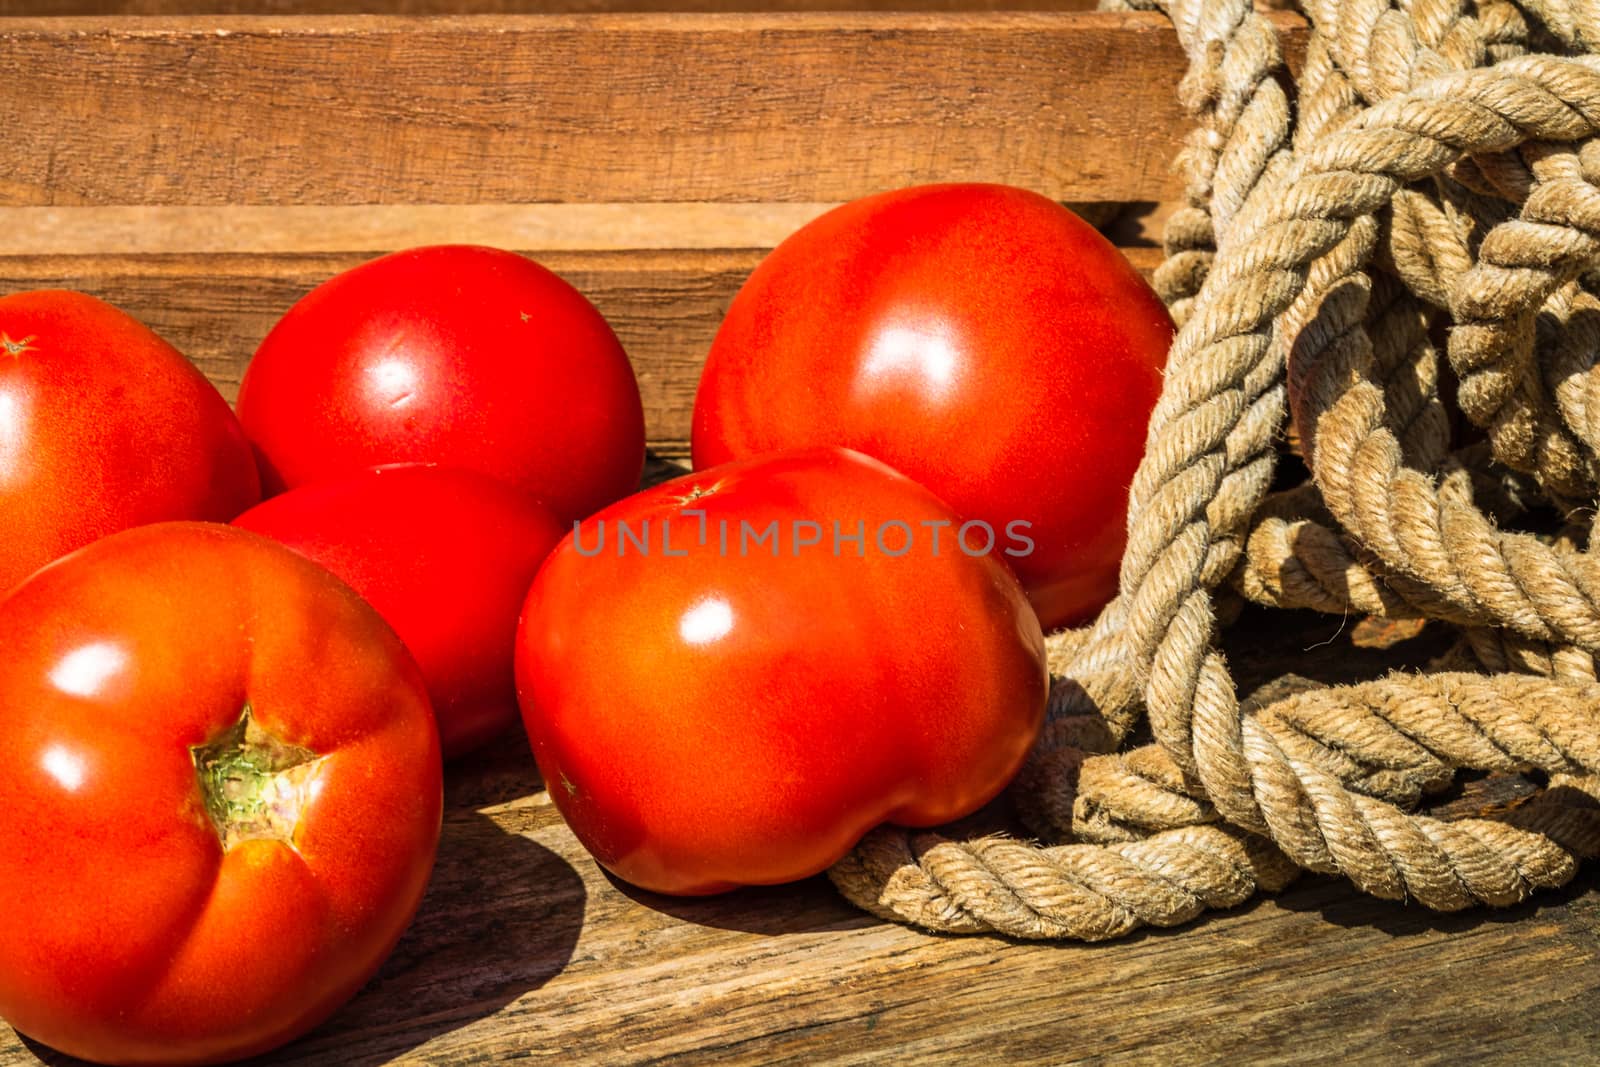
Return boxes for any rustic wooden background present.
[4,4,1597,1064]
[0,7,1289,455]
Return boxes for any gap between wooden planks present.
[0,204,838,255]
[4,0,1111,13]
[0,201,1160,254]
[0,12,1309,207]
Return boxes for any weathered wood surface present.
[2,0,1105,13]
[0,12,1307,207]
[0,250,763,458]
[0,8,1245,454]
[4,607,1598,1066]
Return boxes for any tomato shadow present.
[641,450,690,489]
[12,728,582,1067]
[610,797,1023,937]
[256,812,585,1065]
[609,870,878,937]
[16,814,584,1067]
[440,719,546,810]
[1275,854,1600,937]
[13,811,583,1066]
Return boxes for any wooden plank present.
[2,0,1105,12]
[0,200,1131,255]
[0,12,1308,207]
[0,203,837,255]
[0,244,1163,456]
[3,609,1597,1065]
[0,250,756,456]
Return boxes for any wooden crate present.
[3,3,1598,1064]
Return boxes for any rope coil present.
[827,0,1600,939]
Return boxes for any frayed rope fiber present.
[826,0,1600,940]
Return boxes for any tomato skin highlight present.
[0,290,262,596]
[0,523,442,1066]
[236,244,646,522]
[515,447,1047,896]
[234,465,568,759]
[691,183,1172,630]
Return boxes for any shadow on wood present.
[440,723,546,811]
[1275,866,1600,940]
[11,814,586,1067]
[260,814,587,1065]
[610,873,880,937]
[602,793,1034,939]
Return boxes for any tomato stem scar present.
[190,705,327,852]
[673,482,718,506]
[0,333,37,357]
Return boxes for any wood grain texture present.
[0,244,1164,455]
[1,0,1104,12]
[3,609,1597,1066]
[0,204,837,255]
[0,12,1307,207]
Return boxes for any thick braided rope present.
[1304,2,1600,502]
[1158,27,1600,857]
[828,22,1600,937]
[832,673,1600,936]
[1100,0,1290,326]
[832,824,1298,941]
[1444,138,1600,499]
[1009,0,1297,841]
[1006,626,1600,899]
[1052,668,1600,857]
[1522,0,1600,52]
[1313,0,1488,99]
[1110,57,1600,806]
[1542,274,1600,454]
[1124,56,1600,873]
[1279,67,1600,653]
[1230,0,1459,629]
[864,6,1587,921]
[1232,446,1535,620]
[1466,625,1600,679]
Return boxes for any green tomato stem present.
[190,705,326,852]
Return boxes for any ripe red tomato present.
[0,290,261,595]
[516,447,1047,895]
[692,184,1172,631]
[0,523,441,1066]
[234,465,567,760]
[236,245,646,521]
